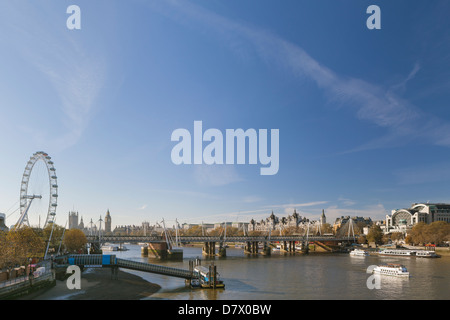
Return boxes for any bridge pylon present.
[202,242,216,256]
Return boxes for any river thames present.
[109,244,450,300]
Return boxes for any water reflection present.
[114,245,450,300]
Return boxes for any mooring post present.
[208,265,212,288]
[111,266,118,280]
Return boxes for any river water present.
[111,244,450,300]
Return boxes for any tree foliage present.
[64,228,87,253]
[406,221,450,245]
[366,225,383,244]
[0,227,45,269]
[41,224,66,252]
[181,225,205,236]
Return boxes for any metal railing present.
[116,258,192,279]
[0,271,54,297]
[0,275,30,289]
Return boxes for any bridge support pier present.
[280,241,288,252]
[141,245,148,257]
[290,241,295,253]
[261,242,271,255]
[244,242,250,254]
[244,241,259,255]
[148,242,168,259]
[280,241,297,253]
[217,243,226,257]
[302,241,309,254]
[253,242,259,254]
[202,242,216,256]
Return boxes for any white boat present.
[414,250,440,258]
[349,249,369,256]
[379,249,415,256]
[192,266,225,288]
[373,264,409,277]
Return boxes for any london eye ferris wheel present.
[15,151,58,229]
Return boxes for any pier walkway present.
[116,258,192,279]
[61,254,193,280]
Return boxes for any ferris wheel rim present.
[18,151,58,228]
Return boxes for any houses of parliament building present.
[68,209,112,234]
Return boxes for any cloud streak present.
[265,201,329,209]
[324,203,387,221]
[145,0,450,153]
[194,165,244,186]
[0,3,106,151]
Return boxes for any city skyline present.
[1,1,450,228]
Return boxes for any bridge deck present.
[86,235,356,244]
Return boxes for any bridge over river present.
[86,234,356,244]
[86,234,357,257]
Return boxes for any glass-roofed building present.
[385,203,450,233]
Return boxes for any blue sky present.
[1,1,450,229]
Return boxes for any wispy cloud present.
[389,62,421,94]
[241,195,263,203]
[394,161,450,185]
[265,201,329,209]
[0,3,107,151]
[144,0,450,153]
[324,203,387,221]
[265,201,328,215]
[178,208,269,224]
[338,197,356,207]
[147,188,220,199]
[194,165,244,186]
[138,204,148,210]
